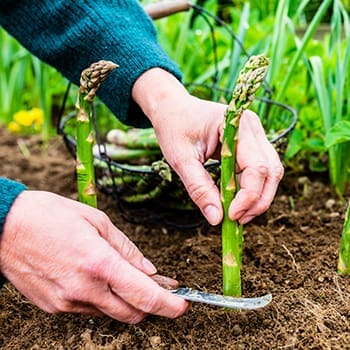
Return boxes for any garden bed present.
[0,126,349,349]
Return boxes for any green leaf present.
[325,120,350,148]
[309,157,328,173]
[304,137,326,152]
[284,129,303,160]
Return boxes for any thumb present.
[97,219,158,276]
[176,160,222,225]
[116,232,158,275]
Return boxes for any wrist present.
[131,68,189,126]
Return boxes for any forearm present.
[0,0,182,127]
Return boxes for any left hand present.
[0,191,189,323]
[132,68,284,225]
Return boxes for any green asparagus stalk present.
[338,201,350,274]
[151,160,172,182]
[119,160,172,202]
[107,128,160,149]
[94,158,152,173]
[97,174,139,187]
[93,143,161,164]
[94,158,173,201]
[122,182,166,202]
[221,54,269,297]
[76,60,118,207]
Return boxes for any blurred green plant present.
[0,29,30,124]
[271,0,333,103]
[152,0,269,99]
[2,0,349,183]
[306,0,350,196]
[0,28,68,140]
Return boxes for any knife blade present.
[171,288,272,310]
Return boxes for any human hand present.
[132,68,284,225]
[0,190,189,323]
[232,110,284,223]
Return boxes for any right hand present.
[0,190,189,323]
[132,68,283,226]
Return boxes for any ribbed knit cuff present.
[0,177,27,289]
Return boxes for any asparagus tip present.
[80,60,119,101]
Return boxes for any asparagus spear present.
[338,201,350,274]
[221,54,269,297]
[93,143,161,164]
[94,158,152,173]
[106,128,160,149]
[76,60,118,207]
[118,160,172,203]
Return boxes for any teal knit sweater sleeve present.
[0,177,26,288]
[0,0,182,128]
[0,177,26,230]
[0,177,27,286]
[0,178,26,234]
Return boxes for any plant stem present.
[221,54,269,297]
[76,60,118,207]
[338,201,350,274]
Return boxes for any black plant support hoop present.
[58,3,297,229]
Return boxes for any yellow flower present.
[7,121,21,133]
[13,110,34,127]
[30,107,44,126]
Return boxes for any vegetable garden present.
[1,0,350,349]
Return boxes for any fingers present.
[82,274,184,323]
[3,191,187,323]
[84,274,185,323]
[238,167,282,224]
[91,289,147,324]
[57,247,188,322]
[106,224,158,275]
[230,163,281,224]
[82,207,158,276]
[229,111,284,224]
[72,203,188,320]
[18,270,143,323]
[101,254,189,319]
[175,159,223,225]
[38,246,184,323]
[54,279,147,323]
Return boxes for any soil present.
[0,126,350,350]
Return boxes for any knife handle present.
[144,0,192,20]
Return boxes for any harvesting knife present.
[170,288,272,310]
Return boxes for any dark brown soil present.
[1,126,350,350]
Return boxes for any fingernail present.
[151,274,179,289]
[142,257,157,275]
[204,205,220,225]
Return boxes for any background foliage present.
[0,0,349,194]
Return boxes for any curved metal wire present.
[191,3,273,98]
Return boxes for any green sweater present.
[0,0,182,126]
[0,0,182,284]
